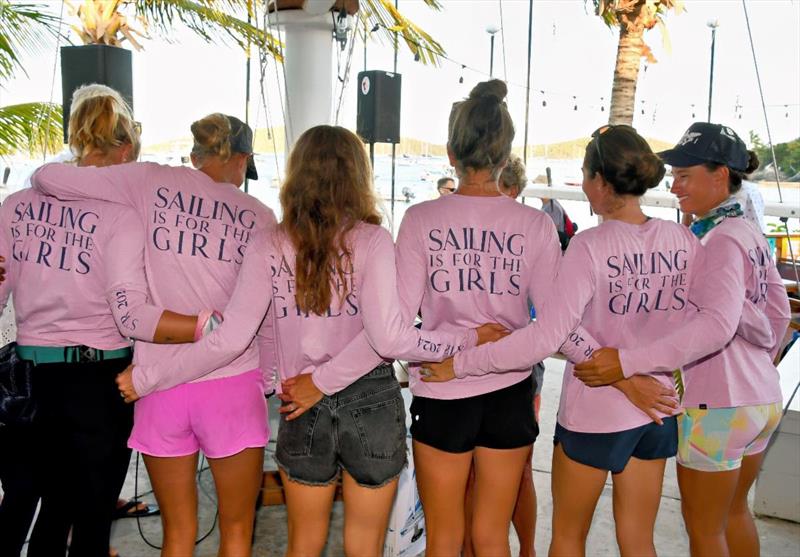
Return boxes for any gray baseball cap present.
[226,115,258,180]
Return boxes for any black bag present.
[0,342,36,426]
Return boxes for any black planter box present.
[60,44,133,142]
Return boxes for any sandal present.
[112,499,160,520]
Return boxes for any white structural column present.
[270,8,334,151]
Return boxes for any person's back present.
[108,162,273,377]
[32,118,276,394]
[0,189,147,348]
[397,193,558,399]
[555,218,697,432]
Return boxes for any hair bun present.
[745,150,760,174]
[469,79,507,103]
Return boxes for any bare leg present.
[512,447,536,557]
[341,469,398,557]
[677,463,738,557]
[726,452,767,557]
[471,445,531,557]
[611,457,666,557]
[279,469,337,557]
[412,440,472,557]
[548,444,607,557]
[143,453,199,557]
[207,448,264,557]
[463,465,476,557]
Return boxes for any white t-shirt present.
[735,180,766,233]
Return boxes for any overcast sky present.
[2,0,798,152]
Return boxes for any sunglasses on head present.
[590,124,636,177]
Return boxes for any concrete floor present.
[73,359,800,555]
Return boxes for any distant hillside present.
[144,127,671,160]
[513,137,673,160]
[145,127,288,155]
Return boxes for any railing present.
[521,184,799,219]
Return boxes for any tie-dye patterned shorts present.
[677,402,783,472]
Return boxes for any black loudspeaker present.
[357,71,401,144]
[60,45,134,142]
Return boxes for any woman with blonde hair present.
[0,85,206,557]
[31,113,276,557]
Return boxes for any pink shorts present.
[129,369,269,459]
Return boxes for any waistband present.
[16,345,132,366]
[363,363,395,380]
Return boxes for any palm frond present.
[0,2,62,81]
[361,0,444,65]
[0,102,63,157]
[134,0,282,60]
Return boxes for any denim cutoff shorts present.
[275,364,407,487]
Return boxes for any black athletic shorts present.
[410,375,538,453]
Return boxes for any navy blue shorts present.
[554,417,678,474]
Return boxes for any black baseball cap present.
[659,122,749,172]
[226,115,258,180]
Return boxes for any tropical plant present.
[591,0,683,125]
[67,1,283,58]
[359,0,444,65]
[0,102,63,156]
[1,0,444,156]
[0,1,64,155]
[65,0,146,48]
[750,131,800,177]
[269,0,444,65]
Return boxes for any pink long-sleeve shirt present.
[455,217,777,432]
[619,217,790,409]
[395,193,563,400]
[0,187,163,349]
[128,222,477,395]
[31,162,276,395]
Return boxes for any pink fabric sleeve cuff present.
[618,348,640,379]
[132,366,153,398]
[463,328,478,350]
[453,351,469,379]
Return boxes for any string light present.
[389,30,799,126]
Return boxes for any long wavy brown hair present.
[279,125,382,315]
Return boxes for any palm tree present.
[1,0,444,157]
[0,0,286,157]
[592,0,683,125]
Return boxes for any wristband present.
[194,310,224,341]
